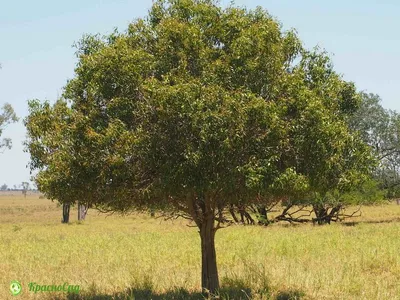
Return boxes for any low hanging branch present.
[334,205,362,222]
[275,204,313,224]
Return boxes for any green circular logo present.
[10,280,22,296]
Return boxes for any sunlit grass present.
[1,195,400,299]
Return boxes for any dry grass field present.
[0,194,400,299]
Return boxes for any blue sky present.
[0,0,399,187]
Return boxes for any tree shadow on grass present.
[275,290,305,300]
[63,287,205,300]
[55,280,304,300]
[341,217,400,227]
[60,286,249,300]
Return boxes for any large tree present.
[25,0,373,293]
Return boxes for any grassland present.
[1,195,400,299]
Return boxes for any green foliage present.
[350,92,400,198]
[25,99,107,207]
[317,179,383,207]
[25,0,374,215]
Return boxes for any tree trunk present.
[229,204,239,223]
[313,204,330,225]
[188,194,220,294]
[327,205,342,223]
[62,203,70,223]
[78,202,87,221]
[256,205,269,226]
[313,204,343,224]
[242,210,255,225]
[199,213,219,295]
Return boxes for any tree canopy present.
[25,0,374,293]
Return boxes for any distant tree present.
[25,0,374,293]
[0,184,7,191]
[0,65,19,152]
[0,104,18,153]
[350,92,400,199]
[21,182,29,197]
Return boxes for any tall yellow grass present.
[1,195,399,299]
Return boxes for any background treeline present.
[231,92,400,226]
